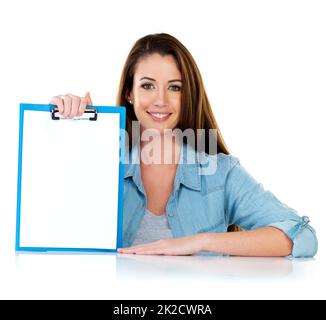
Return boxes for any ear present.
[126,90,134,104]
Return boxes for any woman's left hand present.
[118,234,207,256]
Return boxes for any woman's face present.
[129,53,182,133]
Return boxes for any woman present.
[50,33,317,257]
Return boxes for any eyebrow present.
[139,76,182,83]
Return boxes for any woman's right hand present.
[49,92,93,118]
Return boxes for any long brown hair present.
[116,33,229,155]
[116,33,240,232]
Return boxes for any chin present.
[141,124,172,136]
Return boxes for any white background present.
[0,0,325,300]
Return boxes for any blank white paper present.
[19,109,121,250]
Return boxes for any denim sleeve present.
[224,157,318,258]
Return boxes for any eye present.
[141,83,155,90]
[169,85,182,92]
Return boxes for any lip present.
[147,111,172,122]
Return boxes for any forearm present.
[201,227,293,257]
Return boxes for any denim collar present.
[124,142,201,192]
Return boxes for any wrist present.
[197,232,215,251]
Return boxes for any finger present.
[120,244,161,254]
[49,96,64,115]
[121,243,150,250]
[70,95,80,118]
[78,97,87,117]
[85,91,93,106]
[63,94,72,118]
[118,247,139,253]
[120,244,156,251]
[135,249,164,255]
[119,248,155,255]
[118,250,135,254]
[118,247,143,253]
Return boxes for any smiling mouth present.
[147,111,172,122]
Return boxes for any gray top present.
[131,208,173,246]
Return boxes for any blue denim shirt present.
[122,143,318,258]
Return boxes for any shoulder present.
[197,152,240,191]
[198,152,240,175]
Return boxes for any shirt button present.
[168,212,174,217]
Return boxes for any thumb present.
[85,92,93,105]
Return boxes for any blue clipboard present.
[16,103,125,253]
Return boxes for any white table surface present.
[0,249,325,299]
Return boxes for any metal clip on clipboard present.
[51,107,98,121]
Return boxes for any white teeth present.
[150,113,170,119]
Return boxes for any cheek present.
[138,95,152,108]
[133,93,152,116]
[171,96,182,114]
[135,90,153,106]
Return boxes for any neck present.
[139,129,181,166]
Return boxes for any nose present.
[154,87,169,108]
